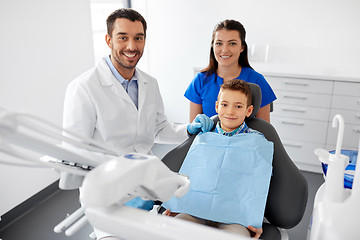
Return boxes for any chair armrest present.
[161,134,197,172]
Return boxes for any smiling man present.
[105,12,145,80]
[62,8,190,240]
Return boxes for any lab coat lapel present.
[137,69,148,112]
[97,58,134,106]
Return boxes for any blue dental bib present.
[163,132,273,228]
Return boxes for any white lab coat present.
[63,58,188,155]
[63,58,188,239]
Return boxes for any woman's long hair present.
[202,19,253,75]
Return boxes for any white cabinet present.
[267,76,333,173]
[267,75,360,173]
[326,82,360,150]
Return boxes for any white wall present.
[0,0,94,216]
[133,0,360,123]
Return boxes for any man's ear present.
[105,34,112,48]
[215,101,219,113]
[246,105,254,117]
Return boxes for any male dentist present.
[62,8,213,240]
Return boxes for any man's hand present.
[187,114,214,134]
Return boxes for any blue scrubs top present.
[184,68,277,118]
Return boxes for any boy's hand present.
[187,114,214,134]
[247,226,262,239]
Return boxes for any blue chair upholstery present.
[161,83,308,240]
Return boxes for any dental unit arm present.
[0,110,249,240]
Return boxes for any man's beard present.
[113,51,141,69]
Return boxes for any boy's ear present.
[215,101,219,113]
[246,105,254,117]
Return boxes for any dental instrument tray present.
[322,149,358,189]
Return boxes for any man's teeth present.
[124,53,136,58]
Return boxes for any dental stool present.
[161,83,308,240]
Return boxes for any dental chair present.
[161,83,308,240]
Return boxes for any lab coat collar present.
[98,57,147,87]
[97,57,148,110]
[104,55,138,84]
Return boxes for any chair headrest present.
[247,83,262,120]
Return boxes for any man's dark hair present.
[106,8,147,37]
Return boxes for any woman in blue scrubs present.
[185,19,276,122]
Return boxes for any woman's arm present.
[255,104,271,123]
[189,102,203,122]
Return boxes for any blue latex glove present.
[187,114,214,134]
[125,197,155,210]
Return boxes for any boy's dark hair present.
[220,80,252,107]
[106,8,147,37]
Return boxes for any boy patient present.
[163,80,274,239]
